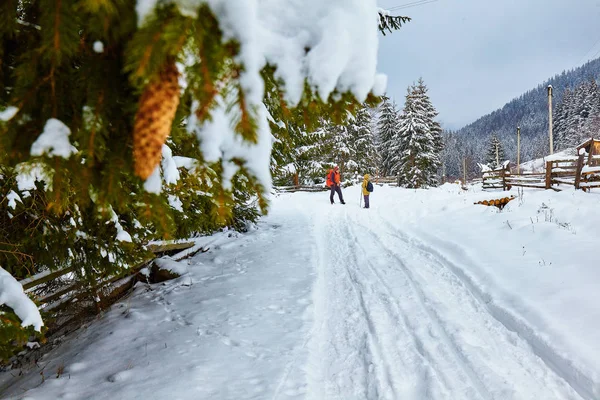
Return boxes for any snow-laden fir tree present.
[347,105,380,176]
[485,134,506,169]
[553,88,573,151]
[554,79,600,151]
[377,95,400,176]
[0,1,409,360]
[418,79,444,171]
[390,79,443,188]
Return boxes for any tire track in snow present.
[354,210,586,400]
[345,214,491,400]
[308,206,433,399]
[306,206,382,400]
[336,215,404,400]
[385,221,596,400]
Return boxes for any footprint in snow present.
[67,362,86,373]
[220,336,239,347]
[107,369,134,383]
[268,304,286,314]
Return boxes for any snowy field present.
[1,183,599,400]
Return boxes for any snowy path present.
[2,186,598,399]
[305,203,583,400]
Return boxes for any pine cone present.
[133,61,180,179]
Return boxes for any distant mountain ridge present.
[455,57,600,161]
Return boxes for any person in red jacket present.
[326,166,345,205]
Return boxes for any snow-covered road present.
[308,203,582,400]
[2,184,599,399]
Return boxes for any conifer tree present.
[553,88,573,151]
[391,80,442,188]
[347,105,379,176]
[485,134,506,169]
[377,96,400,176]
[0,2,408,358]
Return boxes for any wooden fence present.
[274,185,328,193]
[274,176,399,193]
[19,241,200,337]
[483,154,600,192]
[482,167,511,191]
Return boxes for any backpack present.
[326,170,334,187]
[366,181,374,192]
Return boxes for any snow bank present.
[364,184,600,397]
[518,149,576,173]
[0,267,43,331]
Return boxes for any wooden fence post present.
[545,161,552,189]
[574,154,585,190]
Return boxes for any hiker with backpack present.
[326,166,345,205]
[362,174,373,208]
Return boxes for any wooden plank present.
[41,257,154,311]
[551,172,578,178]
[580,181,600,188]
[146,241,195,253]
[509,172,546,177]
[506,178,545,183]
[507,183,546,189]
[549,158,579,164]
[551,168,578,173]
[37,283,78,305]
[545,161,552,190]
[553,178,576,185]
[575,154,585,189]
[21,266,75,290]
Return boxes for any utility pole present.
[517,126,521,174]
[548,85,554,154]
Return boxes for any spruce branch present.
[378,12,411,36]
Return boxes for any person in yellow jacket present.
[361,174,373,209]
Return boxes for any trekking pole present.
[359,182,363,208]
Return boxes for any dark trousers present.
[330,185,344,203]
[364,195,370,208]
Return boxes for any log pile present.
[474,196,515,210]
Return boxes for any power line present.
[388,0,439,11]
[575,34,600,67]
[388,0,429,10]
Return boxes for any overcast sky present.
[377,0,600,130]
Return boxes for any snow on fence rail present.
[18,241,197,335]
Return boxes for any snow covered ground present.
[2,183,600,399]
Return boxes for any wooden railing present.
[274,176,399,193]
[274,185,328,193]
[484,155,600,192]
[482,167,511,190]
[19,241,199,335]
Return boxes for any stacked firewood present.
[474,196,515,209]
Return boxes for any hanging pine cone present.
[133,61,180,180]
